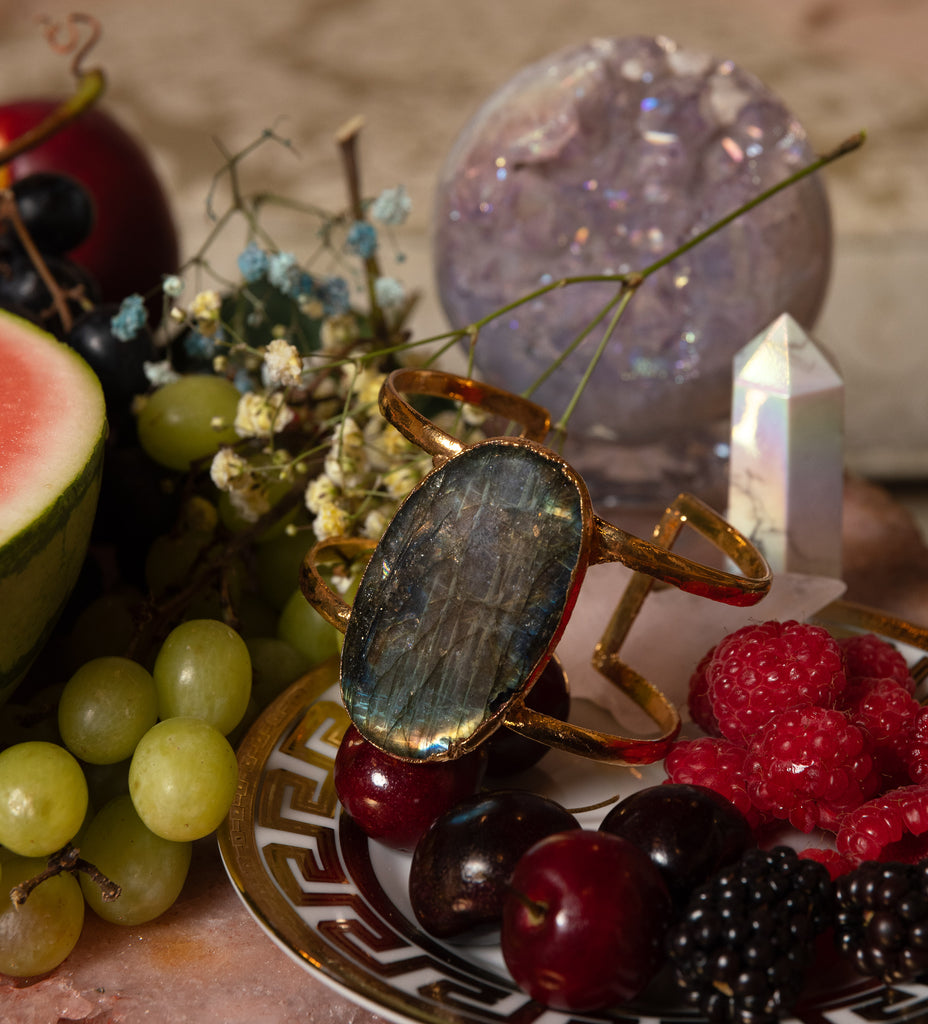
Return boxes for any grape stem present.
[0,190,82,333]
[9,843,121,907]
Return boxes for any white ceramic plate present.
[218,595,928,1024]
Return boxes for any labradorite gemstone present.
[341,441,586,760]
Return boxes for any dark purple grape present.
[66,303,156,412]
[8,171,95,256]
[409,789,579,941]
[0,254,99,334]
[485,656,570,777]
[599,783,753,908]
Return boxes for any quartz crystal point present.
[727,313,844,578]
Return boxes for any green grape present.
[246,636,312,708]
[254,529,314,610]
[58,656,159,765]
[277,588,341,667]
[0,856,84,977]
[129,717,239,841]
[0,742,88,857]
[136,374,240,472]
[78,795,192,926]
[153,619,252,734]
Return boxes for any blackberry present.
[834,860,928,982]
[666,846,833,1024]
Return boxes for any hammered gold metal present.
[378,366,551,466]
[812,598,928,692]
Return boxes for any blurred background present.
[1,0,926,484]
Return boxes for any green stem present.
[0,14,108,170]
[0,69,105,171]
[410,131,865,354]
[553,283,637,441]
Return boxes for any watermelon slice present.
[0,308,106,702]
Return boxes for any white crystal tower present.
[727,314,844,578]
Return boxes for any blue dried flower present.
[268,251,302,297]
[238,242,269,283]
[320,276,351,316]
[111,293,148,341]
[370,185,411,226]
[233,367,256,393]
[374,276,405,309]
[184,329,217,360]
[346,221,378,260]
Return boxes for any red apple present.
[0,99,179,307]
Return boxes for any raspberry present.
[843,677,920,788]
[707,620,846,746]
[664,737,764,829]
[839,633,914,696]
[906,706,928,784]
[836,784,928,863]
[745,706,880,833]
[666,846,833,1024]
[686,646,721,737]
[834,860,928,982]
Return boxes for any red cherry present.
[501,829,672,1012]
[334,724,487,851]
[0,100,179,308]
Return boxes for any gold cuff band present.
[299,369,771,765]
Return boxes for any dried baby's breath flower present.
[228,476,271,523]
[312,499,352,541]
[234,391,294,439]
[263,338,303,389]
[305,474,339,514]
[210,447,248,491]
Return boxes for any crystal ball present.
[433,36,832,501]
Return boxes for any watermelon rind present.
[0,309,107,702]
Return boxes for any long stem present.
[553,283,638,440]
[336,117,387,340]
[410,131,865,360]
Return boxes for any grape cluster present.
[0,171,155,425]
[0,610,337,978]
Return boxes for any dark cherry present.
[409,789,579,941]
[66,303,156,413]
[484,657,570,777]
[599,782,753,908]
[9,171,95,256]
[334,724,487,851]
[501,829,672,1011]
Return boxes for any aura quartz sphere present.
[433,35,832,505]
